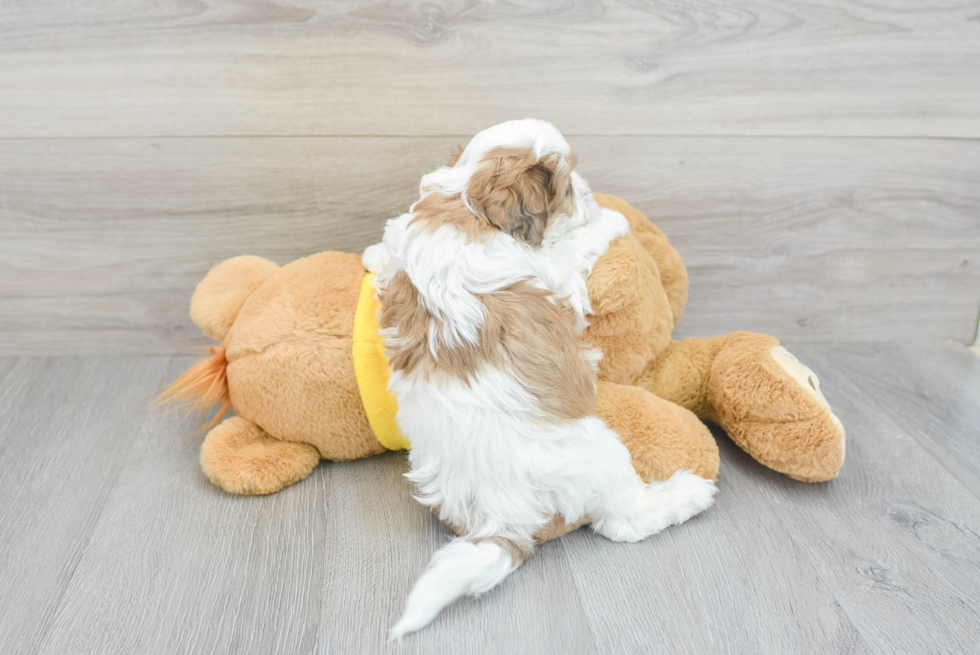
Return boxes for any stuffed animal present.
[160,194,844,542]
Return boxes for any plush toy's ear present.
[588,246,640,315]
[190,255,280,341]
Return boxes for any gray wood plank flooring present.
[1,344,979,653]
[0,357,173,654]
[808,342,980,497]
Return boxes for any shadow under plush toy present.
[160,194,844,542]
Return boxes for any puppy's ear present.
[466,148,575,248]
[447,144,464,167]
[587,245,640,315]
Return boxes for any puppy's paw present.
[362,243,392,275]
[592,516,647,542]
[659,469,717,523]
[593,470,716,543]
[597,207,630,241]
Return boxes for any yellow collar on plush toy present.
[352,273,411,451]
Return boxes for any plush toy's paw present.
[200,416,320,495]
[711,338,845,483]
[766,346,845,481]
[593,470,716,542]
[770,346,845,439]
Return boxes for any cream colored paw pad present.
[771,346,828,406]
[770,345,846,462]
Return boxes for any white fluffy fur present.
[389,539,516,639]
[373,120,717,640]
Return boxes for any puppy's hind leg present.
[591,469,717,542]
[573,418,717,543]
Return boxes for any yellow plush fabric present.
[352,273,410,451]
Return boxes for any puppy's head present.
[426,119,596,249]
[464,146,577,248]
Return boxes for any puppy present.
[364,119,716,639]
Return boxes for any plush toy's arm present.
[190,256,280,341]
[636,224,687,327]
[594,193,688,326]
[585,233,674,385]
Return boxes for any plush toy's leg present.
[713,339,845,482]
[637,333,845,482]
[597,381,719,482]
[200,416,321,495]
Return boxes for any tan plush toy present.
[161,194,844,542]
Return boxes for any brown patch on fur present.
[154,345,231,431]
[533,515,588,544]
[466,147,577,248]
[378,272,596,421]
[410,192,496,242]
[480,281,596,420]
[440,511,585,549]
[474,536,533,564]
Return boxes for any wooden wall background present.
[1,0,978,354]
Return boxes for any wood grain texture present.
[0,357,172,655]
[37,358,596,655]
[779,343,980,652]
[2,346,979,653]
[586,138,980,345]
[811,342,980,499]
[2,136,977,354]
[0,0,978,138]
[560,473,867,653]
[561,341,980,653]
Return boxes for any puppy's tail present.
[390,538,525,641]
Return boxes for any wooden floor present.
[1,342,978,654]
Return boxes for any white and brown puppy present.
[364,119,716,639]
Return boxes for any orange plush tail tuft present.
[154,346,231,431]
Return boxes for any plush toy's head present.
[584,194,690,385]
